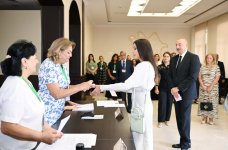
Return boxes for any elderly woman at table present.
[38,37,95,126]
[0,40,62,150]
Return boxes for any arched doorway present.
[69,0,81,76]
[69,1,86,100]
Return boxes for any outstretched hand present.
[81,80,96,92]
[90,85,101,96]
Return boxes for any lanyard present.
[60,65,70,84]
[21,76,41,102]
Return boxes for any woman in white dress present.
[91,39,158,150]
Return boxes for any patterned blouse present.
[38,58,70,125]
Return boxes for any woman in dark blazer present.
[155,52,173,128]
[105,53,118,99]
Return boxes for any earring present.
[23,66,27,70]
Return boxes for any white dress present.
[0,76,44,150]
[100,61,154,150]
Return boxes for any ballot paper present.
[58,115,71,131]
[36,134,97,150]
[81,115,104,120]
[110,90,117,97]
[73,103,94,112]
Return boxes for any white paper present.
[110,90,117,97]
[97,100,119,107]
[174,94,182,101]
[81,115,104,120]
[36,134,97,150]
[104,103,125,108]
[114,108,121,118]
[113,138,127,150]
[58,115,71,131]
[73,103,94,112]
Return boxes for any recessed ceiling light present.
[128,0,201,17]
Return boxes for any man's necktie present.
[123,60,126,69]
[176,55,182,68]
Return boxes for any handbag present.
[130,106,145,134]
[200,102,213,111]
[130,67,149,134]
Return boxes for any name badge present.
[121,69,126,73]
[113,70,116,73]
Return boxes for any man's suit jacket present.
[170,51,201,100]
[116,60,133,83]
[218,61,225,80]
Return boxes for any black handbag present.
[200,102,213,111]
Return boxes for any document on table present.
[96,100,119,107]
[81,115,104,120]
[104,103,125,108]
[58,115,71,131]
[73,103,94,112]
[36,134,97,150]
[97,100,125,107]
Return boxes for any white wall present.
[192,13,228,77]
[84,15,94,63]
[0,10,41,74]
[207,13,228,77]
[92,25,191,62]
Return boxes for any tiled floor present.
[153,100,228,150]
[92,94,228,150]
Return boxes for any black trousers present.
[174,99,192,149]
[120,92,132,113]
[219,80,227,98]
[158,88,173,122]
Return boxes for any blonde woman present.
[198,53,220,125]
[38,37,95,126]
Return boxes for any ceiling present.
[84,0,228,26]
[0,0,63,10]
[0,0,227,27]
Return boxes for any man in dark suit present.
[170,39,200,150]
[215,54,226,104]
[116,51,133,113]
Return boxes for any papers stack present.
[97,100,125,108]
[36,134,97,150]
